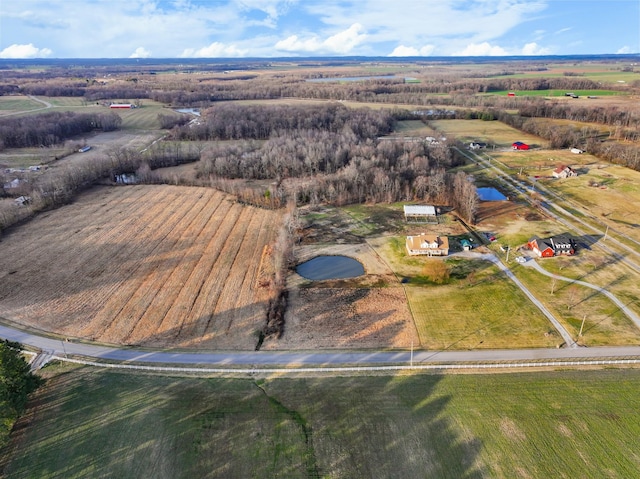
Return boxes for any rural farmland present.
[0,185,281,349]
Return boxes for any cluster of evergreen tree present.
[0,340,42,448]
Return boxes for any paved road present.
[4,322,640,369]
[524,260,640,329]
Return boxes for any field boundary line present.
[49,355,640,375]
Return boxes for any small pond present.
[477,187,507,201]
[296,255,365,280]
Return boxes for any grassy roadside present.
[3,365,640,478]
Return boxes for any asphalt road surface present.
[3,322,640,369]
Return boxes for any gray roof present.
[404,205,436,216]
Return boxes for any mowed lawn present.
[374,239,559,349]
[3,366,640,478]
[405,271,560,350]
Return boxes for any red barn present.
[512,141,529,150]
[528,236,576,258]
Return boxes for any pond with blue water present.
[296,255,365,280]
[477,187,507,201]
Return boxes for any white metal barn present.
[404,205,438,223]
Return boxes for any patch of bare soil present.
[269,241,418,350]
[264,286,417,350]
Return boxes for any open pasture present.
[5,366,640,478]
[489,148,602,173]
[0,95,43,115]
[430,119,544,147]
[515,264,640,346]
[540,164,640,242]
[404,262,560,350]
[0,185,281,349]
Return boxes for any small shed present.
[460,239,473,251]
[404,205,438,223]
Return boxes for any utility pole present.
[603,225,609,242]
[506,245,510,262]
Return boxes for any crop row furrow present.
[83,187,201,340]
[123,190,226,345]
[154,200,242,341]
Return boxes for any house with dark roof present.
[527,235,576,258]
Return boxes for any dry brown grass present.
[0,185,281,349]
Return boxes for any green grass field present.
[0,96,43,113]
[514,264,640,346]
[405,262,561,349]
[3,365,640,478]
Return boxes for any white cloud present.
[181,42,249,58]
[323,23,367,53]
[521,42,550,55]
[0,43,52,58]
[454,42,508,56]
[617,45,633,54]
[275,23,366,54]
[554,27,572,35]
[275,35,322,52]
[129,47,151,58]
[388,45,435,57]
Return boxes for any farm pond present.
[296,255,365,280]
[477,187,508,201]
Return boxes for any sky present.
[1,0,639,59]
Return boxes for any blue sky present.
[1,0,638,58]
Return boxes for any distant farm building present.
[570,148,583,154]
[109,103,134,109]
[507,92,516,97]
[406,234,449,256]
[469,141,487,150]
[404,205,438,223]
[553,165,578,179]
[512,141,529,150]
[528,235,576,258]
[78,145,92,153]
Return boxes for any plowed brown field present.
[0,185,281,349]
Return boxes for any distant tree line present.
[190,104,477,221]
[0,111,121,150]
[0,142,201,234]
[168,103,394,141]
[496,109,640,171]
